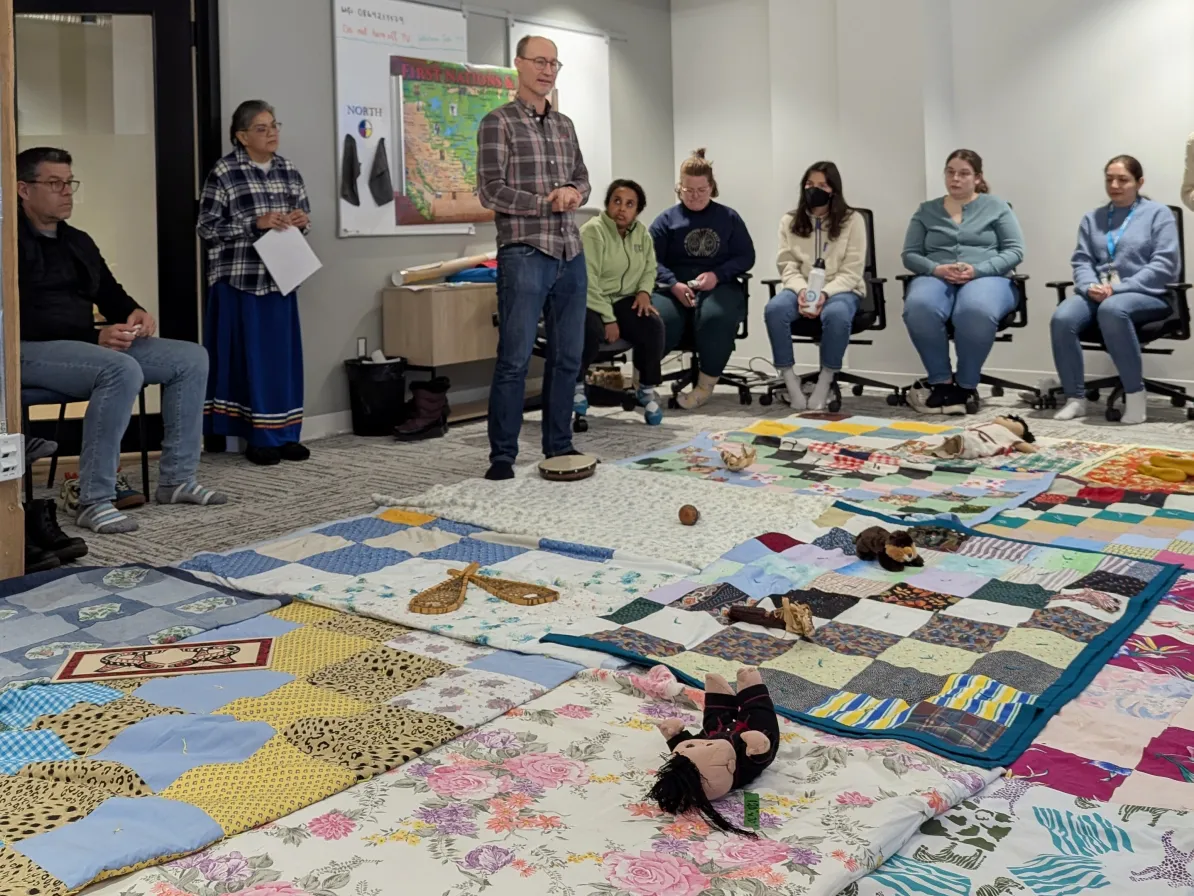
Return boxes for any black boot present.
[25,541,61,573]
[26,498,89,562]
[394,377,451,441]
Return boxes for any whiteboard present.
[332,0,468,237]
[508,23,612,211]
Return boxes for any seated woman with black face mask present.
[763,161,867,410]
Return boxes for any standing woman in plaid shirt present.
[198,100,312,466]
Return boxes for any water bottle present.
[802,259,826,311]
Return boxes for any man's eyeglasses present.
[30,179,80,194]
[245,122,282,135]
[518,56,562,72]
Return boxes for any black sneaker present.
[907,381,953,414]
[941,386,978,415]
[26,498,88,562]
[25,541,62,573]
[245,446,281,466]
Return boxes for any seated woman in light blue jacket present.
[901,149,1024,414]
[1051,155,1179,425]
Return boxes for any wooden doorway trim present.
[0,0,22,580]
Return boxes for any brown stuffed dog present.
[854,526,925,572]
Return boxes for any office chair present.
[757,208,897,411]
[661,273,757,408]
[1042,204,1192,422]
[535,326,637,433]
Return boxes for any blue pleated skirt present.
[203,281,303,447]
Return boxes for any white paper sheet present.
[253,227,322,295]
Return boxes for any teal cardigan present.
[902,194,1025,277]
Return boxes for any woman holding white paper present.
[197,99,313,465]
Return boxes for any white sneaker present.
[1053,398,1088,421]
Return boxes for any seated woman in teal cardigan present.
[1051,155,1179,425]
[901,149,1025,414]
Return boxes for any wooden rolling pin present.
[391,251,497,286]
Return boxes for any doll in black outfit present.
[647,666,780,835]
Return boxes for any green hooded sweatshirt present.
[580,212,658,323]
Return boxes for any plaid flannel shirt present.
[476,98,590,260]
[197,146,311,295]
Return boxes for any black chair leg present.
[979,373,1041,400]
[47,403,67,489]
[137,389,150,498]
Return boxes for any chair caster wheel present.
[621,396,637,413]
[739,389,752,406]
[990,385,1004,398]
[573,415,588,433]
[1106,407,1123,423]
[1172,395,1187,408]
[668,397,679,410]
[851,384,864,396]
[886,393,900,406]
[1085,389,1100,402]
[759,393,774,407]
[828,399,842,412]
[1187,407,1194,421]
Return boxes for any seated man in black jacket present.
[18,147,227,534]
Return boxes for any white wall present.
[218,0,674,424]
[673,0,1194,384]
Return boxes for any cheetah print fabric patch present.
[307,645,453,703]
[282,705,463,780]
[0,777,107,844]
[28,696,183,756]
[0,846,67,896]
[15,758,151,797]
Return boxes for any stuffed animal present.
[727,597,815,639]
[718,443,757,472]
[930,415,1037,460]
[854,525,925,572]
[649,667,779,835]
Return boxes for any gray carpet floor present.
[48,387,1194,568]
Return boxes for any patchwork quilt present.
[1080,446,1194,494]
[0,602,580,896]
[87,666,1000,896]
[544,504,1180,767]
[179,510,693,667]
[0,565,291,691]
[982,476,1194,568]
[620,418,1058,525]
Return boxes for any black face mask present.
[804,186,832,209]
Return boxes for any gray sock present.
[77,501,139,534]
[24,436,58,463]
[157,481,228,506]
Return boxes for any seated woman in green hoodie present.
[577,179,667,425]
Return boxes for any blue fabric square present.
[422,539,528,565]
[13,796,223,889]
[465,652,582,688]
[179,614,301,643]
[1112,533,1172,550]
[179,550,289,579]
[0,729,76,773]
[1051,536,1108,551]
[299,545,412,575]
[427,518,488,537]
[132,671,294,714]
[719,539,776,565]
[540,538,615,562]
[0,683,122,729]
[314,516,408,542]
[93,714,274,791]
[724,565,815,599]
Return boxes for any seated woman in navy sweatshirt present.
[649,149,756,409]
[1051,155,1179,425]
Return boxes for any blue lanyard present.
[1105,199,1139,264]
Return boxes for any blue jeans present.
[652,283,745,378]
[1051,292,1171,397]
[21,337,209,506]
[902,275,1017,390]
[489,244,586,465]
[764,289,861,370]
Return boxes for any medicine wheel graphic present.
[684,227,720,257]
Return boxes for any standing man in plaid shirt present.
[477,35,590,480]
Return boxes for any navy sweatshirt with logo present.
[648,200,756,288]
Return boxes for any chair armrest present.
[760,277,781,299]
[492,312,499,327]
[1045,280,1073,305]
[868,277,888,332]
[895,274,915,284]
[1168,283,1192,292]
[1010,273,1029,283]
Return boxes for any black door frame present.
[15,0,222,456]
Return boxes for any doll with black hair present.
[927,414,1037,460]
[647,667,780,836]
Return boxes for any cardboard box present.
[382,282,499,367]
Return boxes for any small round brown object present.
[679,504,700,526]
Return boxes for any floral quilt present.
[87,666,999,896]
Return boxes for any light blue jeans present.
[902,275,1017,390]
[20,337,209,506]
[764,289,862,370]
[1051,292,1171,397]
[489,243,586,465]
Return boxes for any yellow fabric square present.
[1020,521,1076,539]
[269,626,376,677]
[661,652,746,684]
[761,643,872,688]
[1103,543,1160,559]
[741,420,799,437]
[1081,519,1136,534]
[877,639,982,676]
[1170,539,1194,554]
[819,421,879,435]
[161,735,356,835]
[269,601,340,625]
[994,627,1084,669]
[886,421,955,434]
[379,508,437,526]
[813,506,857,529]
[217,678,374,726]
